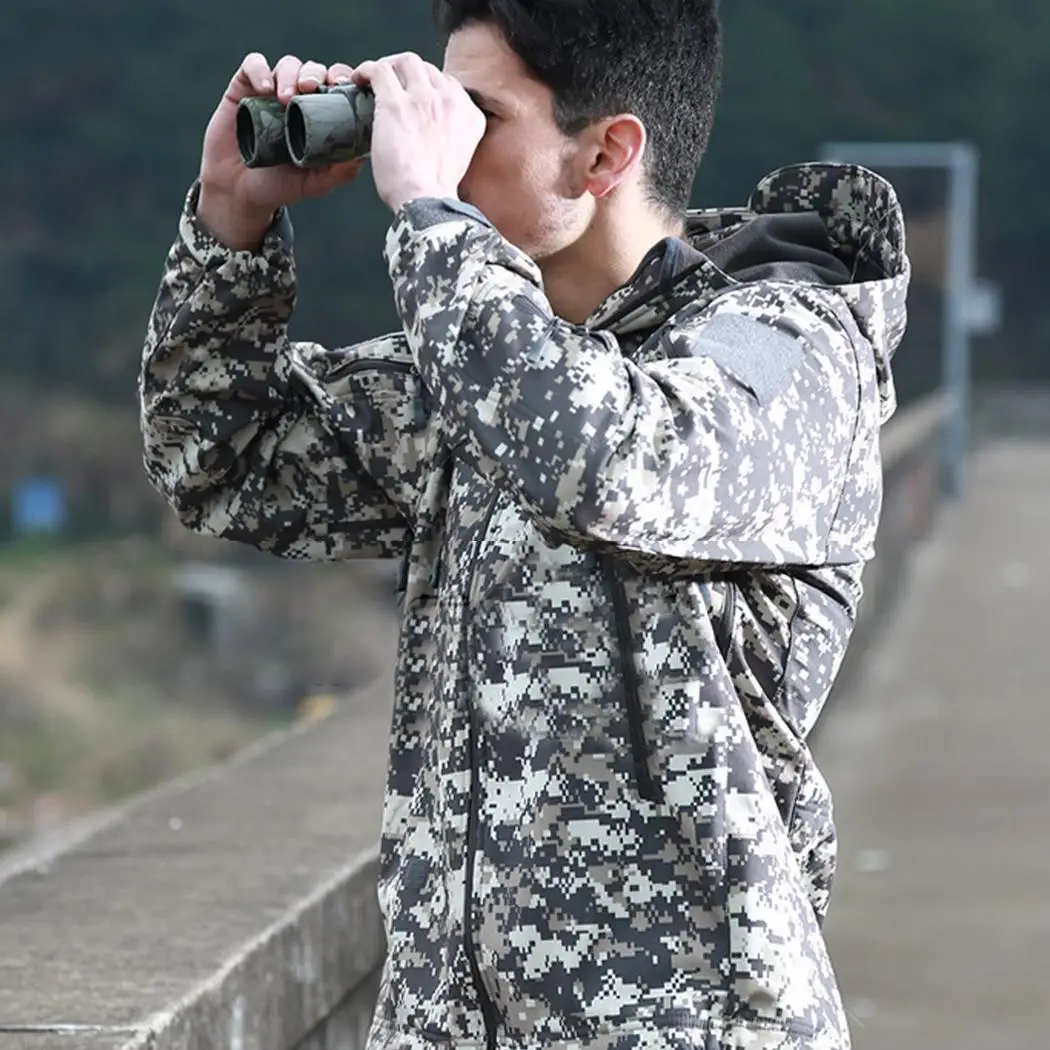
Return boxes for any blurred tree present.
[698,0,1050,384]
[1,0,1047,407]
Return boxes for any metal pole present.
[942,144,979,497]
[819,141,979,497]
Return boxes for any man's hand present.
[352,53,486,214]
[197,52,367,250]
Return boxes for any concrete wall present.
[0,679,394,1050]
[0,393,951,1050]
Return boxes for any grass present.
[0,534,396,851]
[0,718,90,799]
[0,538,282,838]
[0,536,64,573]
[0,685,282,835]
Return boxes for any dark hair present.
[433,0,722,216]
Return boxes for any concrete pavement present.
[815,439,1050,1049]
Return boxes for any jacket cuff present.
[178,179,295,270]
[396,197,493,232]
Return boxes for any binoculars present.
[236,84,375,168]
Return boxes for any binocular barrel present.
[236,84,375,168]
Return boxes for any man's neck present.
[538,210,685,325]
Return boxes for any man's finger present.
[355,60,408,101]
[370,51,423,71]
[297,60,328,92]
[273,54,303,102]
[322,157,368,183]
[301,157,368,199]
[389,53,433,94]
[373,61,410,102]
[424,63,447,93]
[226,52,274,102]
[242,52,274,91]
[326,62,356,86]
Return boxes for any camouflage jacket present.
[140,163,908,1050]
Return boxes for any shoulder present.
[657,283,864,407]
[670,282,857,353]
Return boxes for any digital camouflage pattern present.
[237,95,292,168]
[140,162,909,1050]
[287,83,375,167]
[238,84,375,169]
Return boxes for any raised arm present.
[385,204,880,568]
[140,183,435,561]
[140,53,440,562]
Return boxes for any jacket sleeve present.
[384,200,876,568]
[139,183,436,562]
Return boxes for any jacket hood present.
[590,163,910,424]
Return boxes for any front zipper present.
[601,557,663,804]
[462,495,501,1050]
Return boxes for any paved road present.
[814,439,1050,1049]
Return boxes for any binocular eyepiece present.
[236,84,375,168]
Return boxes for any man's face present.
[443,21,591,261]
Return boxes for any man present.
[140,0,909,1046]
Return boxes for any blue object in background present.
[11,477,67,536]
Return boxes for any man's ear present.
[580,115,647,199]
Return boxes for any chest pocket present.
[469,495,744,667]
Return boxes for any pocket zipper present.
[602,557,662,804]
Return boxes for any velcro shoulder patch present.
[689,312,805,404]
